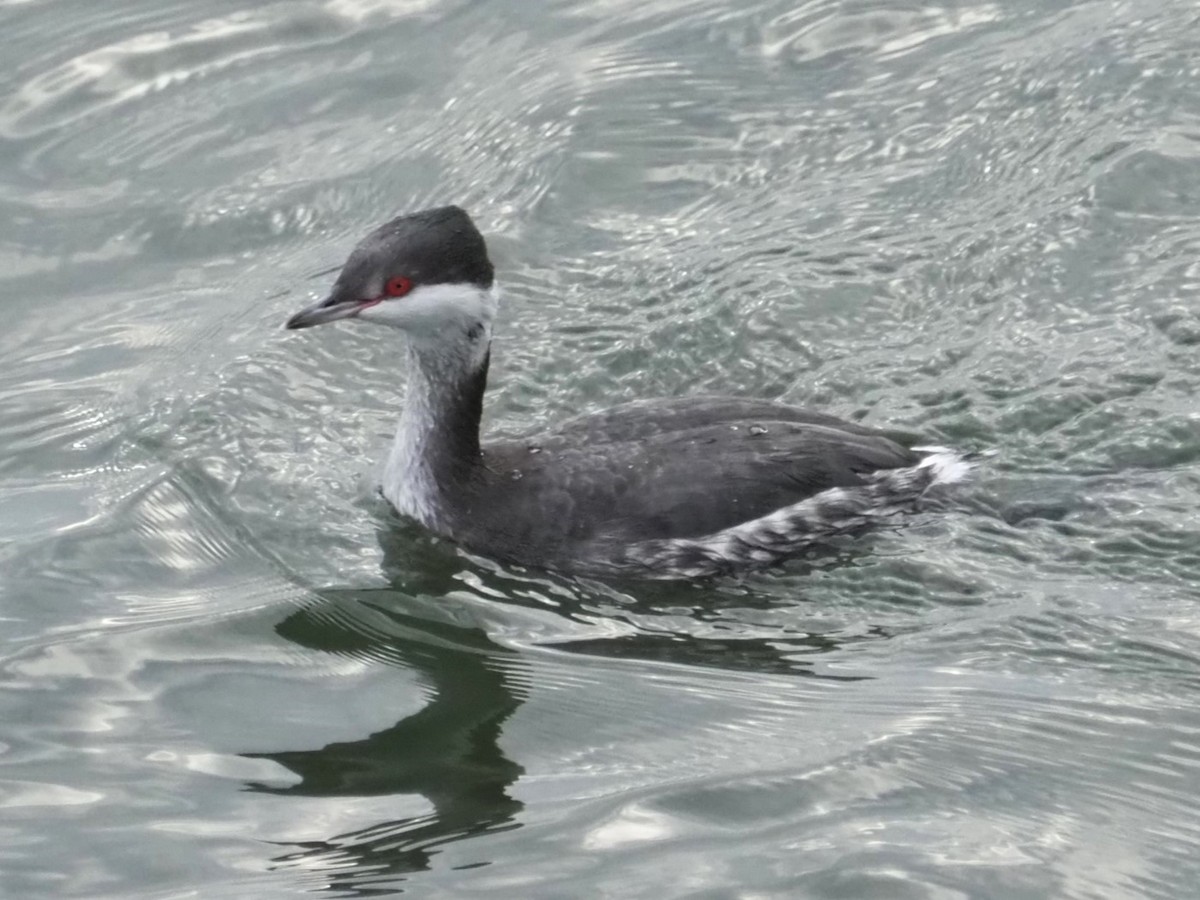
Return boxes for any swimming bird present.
[286,206,970,579]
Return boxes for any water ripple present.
[3,0,1200,897]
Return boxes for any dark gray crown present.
[332,205,494,298]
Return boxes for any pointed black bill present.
[285,295,374,329]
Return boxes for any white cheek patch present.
[357,283,498,335]
[415,282,499,332]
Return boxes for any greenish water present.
[2,0,1199,897]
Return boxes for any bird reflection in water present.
[244,516,885,891]
[243,529,526,892]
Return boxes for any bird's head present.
[285,205,496,340]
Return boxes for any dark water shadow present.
[244,579,525,894]
[548,628,878,680]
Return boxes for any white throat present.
[380,285,497,528]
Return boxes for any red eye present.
[384,276,413,297]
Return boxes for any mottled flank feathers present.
[607,447,975,579]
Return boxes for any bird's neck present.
[383,326,491,527]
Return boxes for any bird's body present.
[287,206,970,579]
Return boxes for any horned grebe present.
[286,206,970,579]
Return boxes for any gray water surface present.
[2,1,1199,897]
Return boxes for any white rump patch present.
[912,445,974,485]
